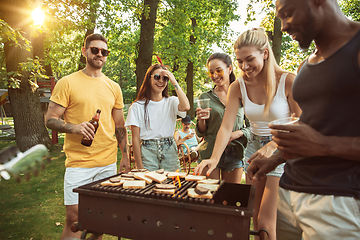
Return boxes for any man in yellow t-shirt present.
[45,33,129,240]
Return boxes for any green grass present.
[0,139,121,240]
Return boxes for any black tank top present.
[280,30,360,198]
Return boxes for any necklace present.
[214,88,227,102]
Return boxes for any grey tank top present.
[280,29,360,198]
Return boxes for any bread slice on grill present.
[197,179,220,184]
[123,180,146,189]
[152,188,175,195]
[167,172,187,178]
[101,179,125,187]
[145,172,167,183]
[187,188,213,199]
[119,177,135,181]
[133,172,153,184]
[197,183,219,192]
[185,175,206,181]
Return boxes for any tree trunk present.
[272,16,282,64]
[185,61,194,118]
[78,0,98,70]
[135,0,160,94]
[185,18,197,119]
[1,0,51,151]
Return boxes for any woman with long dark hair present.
[195,52,250,183]
[125,63,190,171]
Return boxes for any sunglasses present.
[88,47,110,56]
[207,68,224,78]
[151,74,169,82]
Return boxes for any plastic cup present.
[269,117,299,132]
[269,117,300,159]
[270,117,299,125]
[197,99,210,119]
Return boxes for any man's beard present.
[87,57,105,69]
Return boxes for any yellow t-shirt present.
[50,70,124,168]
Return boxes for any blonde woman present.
[194,28,301,240]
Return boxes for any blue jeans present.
[244,133,284,177]
[141,137,180,171]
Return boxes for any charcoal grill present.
[73,173,257,240]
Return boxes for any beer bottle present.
[81,109,101,147]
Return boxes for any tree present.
[0,0,51,151]
[340,0,360,21]
[154,0,239,118]
[135,0,160,93]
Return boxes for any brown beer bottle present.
[81,109,101,147]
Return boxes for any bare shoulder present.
[285,72,296,83]
[284,72,296,96]
[229,79,242,100]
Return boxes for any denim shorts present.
[244,133,284,178]
[197,147,244,172]
[141,137,181,172]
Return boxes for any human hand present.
[270,121,328,158]
[247,141,277,164]
[227,130,244,145]
[247,152,284,182]
[196,107,211,120]
[73,121,96,140]
[185,133,194,140]
[118,156,130,173]
[165,70,178,86]
[193,158,218,177]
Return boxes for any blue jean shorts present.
[141,137,181,172]
[198,147,244,172]
[244,133,284,178]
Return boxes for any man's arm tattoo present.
[115,126,128,154]
[46,118,75,133]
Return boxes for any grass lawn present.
[0,138,253,240]
[0,139,121,240]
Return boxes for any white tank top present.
[239,73,290,136]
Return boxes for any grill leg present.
[80,230,89,239]
[250,228,269,240]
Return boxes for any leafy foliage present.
[153,0,240,96]
[0,19,32,51]
[0,20,48,89]
[339,0,360,21]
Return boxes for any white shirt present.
[125,96,186,140]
